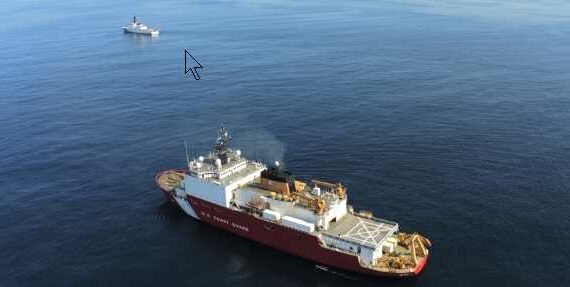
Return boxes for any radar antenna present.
[214,124,231,154]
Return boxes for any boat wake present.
[315,265,358,280]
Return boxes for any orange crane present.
[311,179,347,199]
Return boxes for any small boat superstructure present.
[122,16,159,36]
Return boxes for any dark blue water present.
[1,0,569,286]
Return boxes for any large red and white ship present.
[156,126,431,277]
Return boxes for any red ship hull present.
[163,190,428,277]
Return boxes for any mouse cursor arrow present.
[184,49,204,80]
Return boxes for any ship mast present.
[214,125,232,164]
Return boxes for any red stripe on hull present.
[184,195,427,278]
[414,253,429,275]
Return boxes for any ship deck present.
[323,213,398,249]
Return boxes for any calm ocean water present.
[1,0,569,286]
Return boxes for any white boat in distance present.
[123,16,159,36]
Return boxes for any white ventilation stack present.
[312,187,322,197]
[195,156,204,168]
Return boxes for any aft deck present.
[323,213,398,249]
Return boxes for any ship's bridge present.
[188,125,265,184]
[188,152,265,185]
[189,150,244,178]
[183,149,266,208]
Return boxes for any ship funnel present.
[215,158,222,169]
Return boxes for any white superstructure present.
[122,16,159,36]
